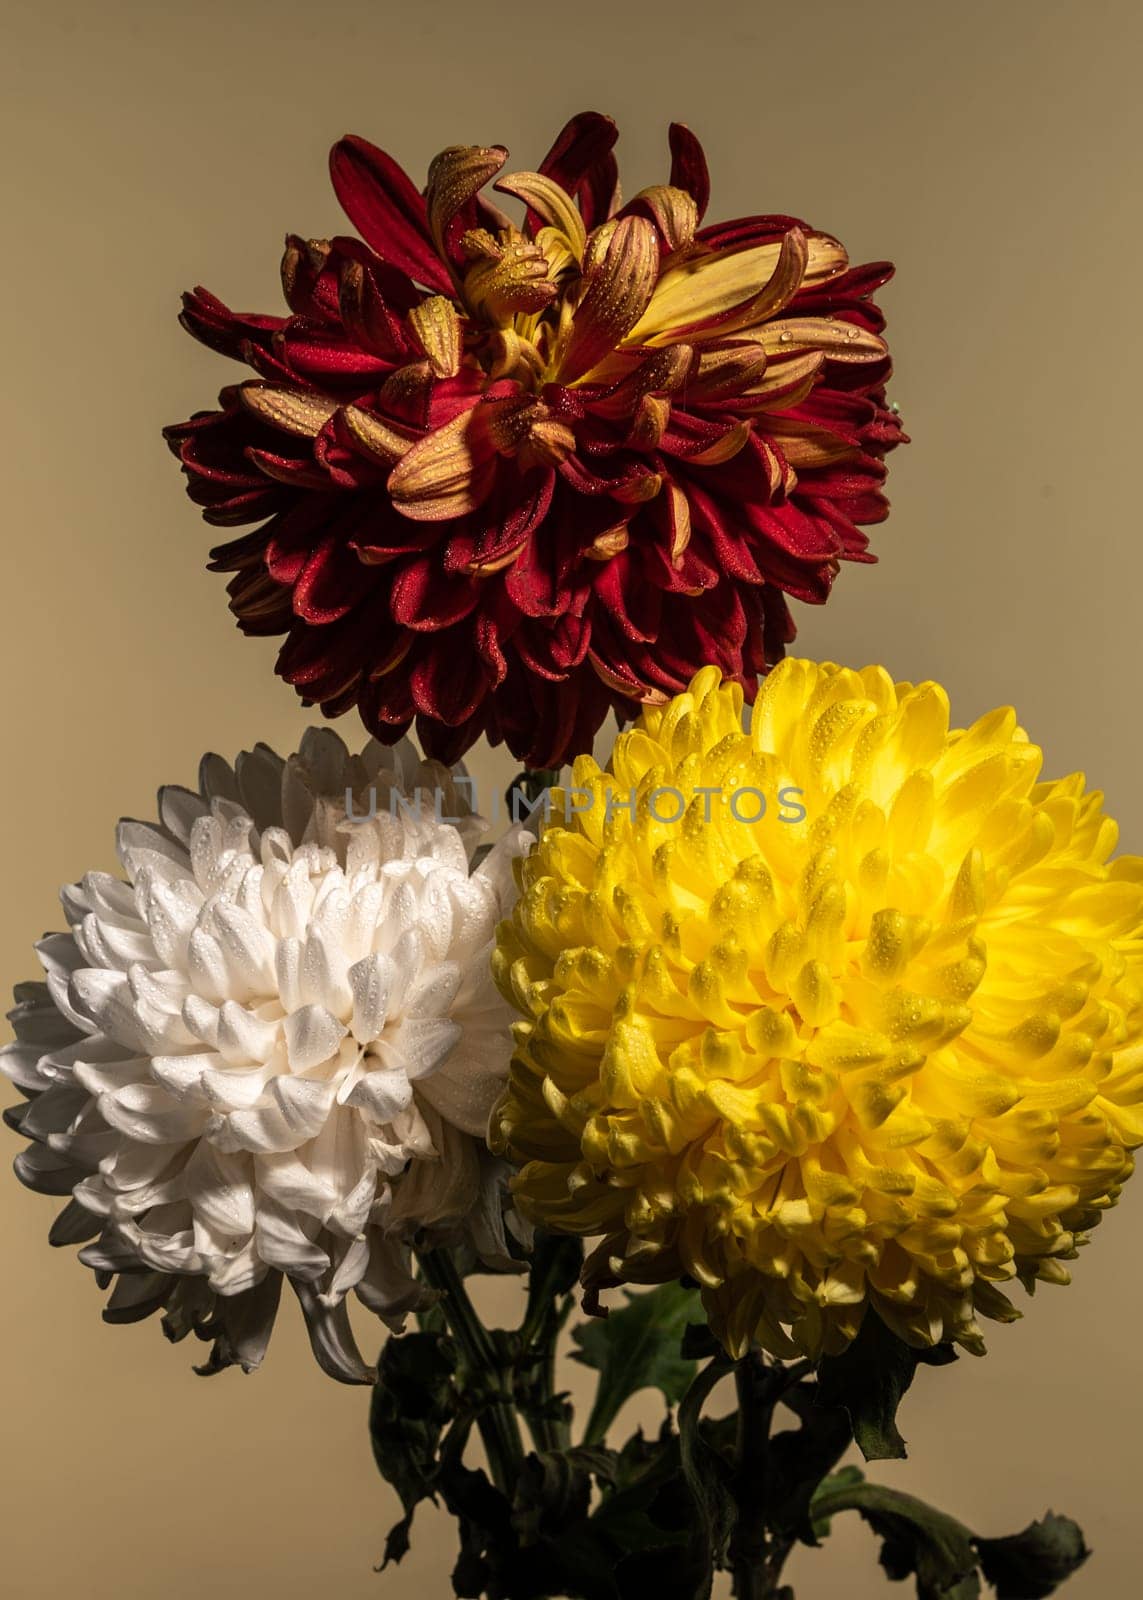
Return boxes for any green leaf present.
[594,1427,711,1600]
[523,1231,584,1328]
[571,1282,702,1444]
[677,1356,737,1597]
[768,1382,855,1542]
[680,1320,722,1361]
[976,1513,1090,1599]
[811,1477,980,1600]
[816,1312,957,1461]
[810,1465,867,1540]
[511,1449,595,1545]
[369,1330,457,1566]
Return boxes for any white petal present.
[323,1233,371,1301]
[201,1063,272,1110]
[197,752,241,805]
[211,903,277,998]
[255,1199,329,1279]
[382,1016,462,1081]
[402,961,461,1019]
[182,992,220,1048]
[185,1142,256,1240]
[99,1082,207,1145]
[221,1075,337,1154]
[474,826,532,909]
[82,871,140,925]
[275,938,304,1013]
[283,1004,347,1072]
[135,870,203,969]
[415,1055,505,1137]
[206,1239,265,1295]
[186,926,231,1005]
[233,745,287,830]
[355,1234,425,1325]
[292,1281,374,1382]
[348,953,395,1043]
[255,1150,338,1217]
[76,913,155,973]
[217,1000,280,1066]
[301,917,352,1014]
[73,1052,150,1097]
[344,1067,414,1124]
[149,1050,219,1101]
[116,818,189,875]
[159,785,211,845]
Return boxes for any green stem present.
[810,1482,973,1541]
[730,1352,794,1600]
[581,1381,620,1447]
[519,1282,576,1454]
[417,1249,524,1496]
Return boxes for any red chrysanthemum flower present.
[165,113,905,766]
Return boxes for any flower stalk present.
[416,1248,525,1496]
[728,1353,813,1600]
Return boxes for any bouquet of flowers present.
[5,111,1136,1600]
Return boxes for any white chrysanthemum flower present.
[2,729,529,1382]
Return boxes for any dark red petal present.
[414,708,486,766]
[313,421,387,490]
[244,449,332,491]
[201,486,292,527]
[695,214,811,251]
[547,612,592,671]
[329,136,453,294]
[390,558,481,631]
[337,257,420,361]
[361,659,417,728]
[253,496,352,579]
[280,236,342,321]
[243,341,311,386]
[558,452,661,501]
[276,602,387,697]
[746,506,842,598]
[801,494,883,559]
[642,529,721,595]
[591,552,664,643]
[347,497,439,564]
[178,288,285,363]
[536,111,619,231]
[537,111,617,185]
[685,484,765,583]
[474,611,509,686]
[410,645,489,724]
[276,325,393,387]
[293,538,376,624]
[657,409,748,461]
[667,123,711,222]
[427,367,492,428]
[487,660,607,768]
[226,567,294,635]
[328,235,424,312]
[441,470,555,575]
[792,260,896,314]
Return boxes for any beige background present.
[2,0,1142,1594]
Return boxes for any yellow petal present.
[425,144,508,263]
[387,402,498,520]
[558,216,660,384]
[627,229,846,346]
[407,295,461,378]
[494,170,587,261]
[624,185,699,252]
[240,384,337,437]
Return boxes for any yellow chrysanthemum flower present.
[492,661,1143,1358]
